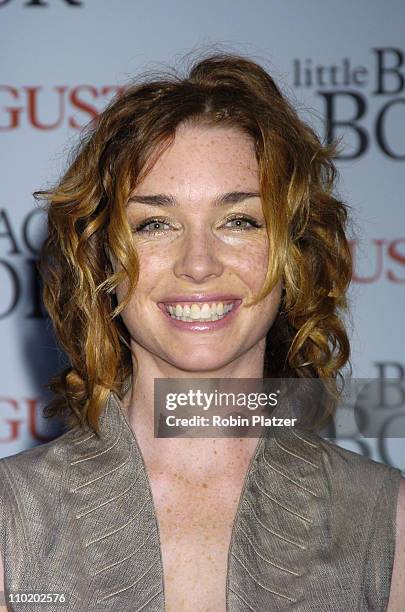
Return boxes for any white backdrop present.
[0,0,404,468]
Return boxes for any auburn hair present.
[35,53,353,434]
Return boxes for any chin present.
[169,354,234,374]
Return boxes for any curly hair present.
[35,53,352,434]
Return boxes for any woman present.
[0,53,404,611]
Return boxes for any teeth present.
[190,304,201,320]
[164,301,236,322]
[200,303,211,319]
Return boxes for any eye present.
[130,214,263,236]
[131,217,173,235]
[223,215,263,230]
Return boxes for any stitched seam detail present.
[252,472,312,523]
[92,528,157,576]
[261,447,319,497]
[236,524,301,576]
[109,391,167,607]
[72,433,96,446]
[274,437,319,468]
[232,553,297,602]
[70,420,123,464]
[229,586,258,611]
[84,497,149,547]
[97,559,157,602]
[133,588,162,612]
[69,445,133,492]
[290,427,320,448]
[75,471,141,518]
[243,499,306,549]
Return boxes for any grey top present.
[0,388,402,611]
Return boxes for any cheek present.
[261,281,283,319]
[233,242,269,289]
[137,243,169,272]
[115,245,166,302]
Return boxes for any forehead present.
[134,123,259,195]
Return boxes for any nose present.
[173,226,224,283]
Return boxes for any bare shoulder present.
[387,477,405,612]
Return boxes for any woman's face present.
[117,123,282,375]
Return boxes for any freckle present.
[202,482,207,488]
[167,507,172,513]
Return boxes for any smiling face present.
[115,122,283,377]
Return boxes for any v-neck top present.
[0,387,402,611]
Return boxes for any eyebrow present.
[126,191,261,208]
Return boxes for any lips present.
[158,294,242,304]
[156,296,242,331]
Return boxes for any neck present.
[122,339,266,477]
